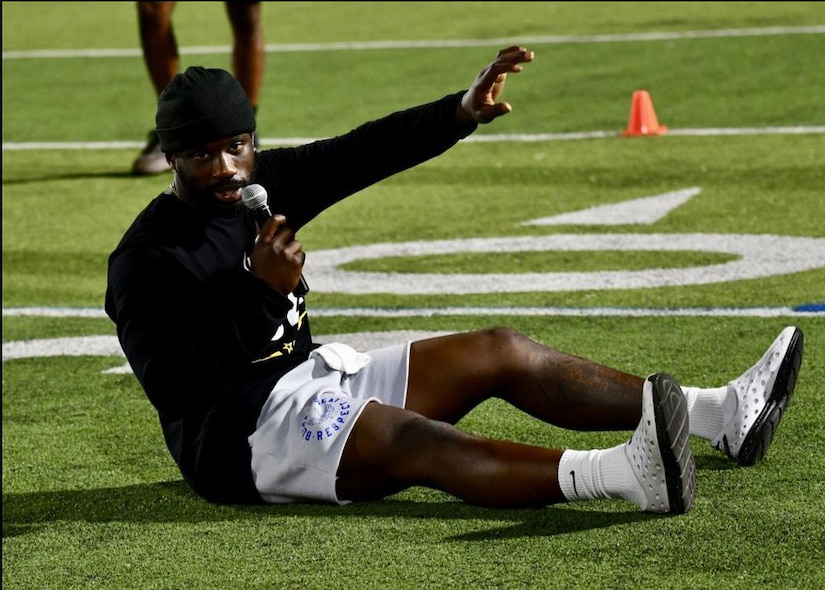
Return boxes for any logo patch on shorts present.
[300,395,352,442]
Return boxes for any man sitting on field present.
[105,46,804,513]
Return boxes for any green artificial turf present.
[3,2,824,589]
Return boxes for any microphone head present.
[241,184,268,210]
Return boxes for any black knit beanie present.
[155,66,256,154]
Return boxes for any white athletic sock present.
[558,446,639,504]
[683,385,733,440]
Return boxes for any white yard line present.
[2,306,822,319]
[3,26,824,60]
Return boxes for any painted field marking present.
[4,26,824,60]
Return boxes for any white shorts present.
[248,342,410,504]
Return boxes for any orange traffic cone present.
[621,90,667,137]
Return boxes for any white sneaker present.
[713,326,804,466]
[625,373,696,514]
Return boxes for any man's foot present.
[712,326,804,466]
[131,131,171,176]
[625,373,696,514]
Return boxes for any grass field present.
[3,2,825,589]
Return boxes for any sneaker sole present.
[650,373,696,514]
[734,327,804,467]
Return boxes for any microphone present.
[241,183,274,227]
[241,183,309,296]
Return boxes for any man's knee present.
[472,326,540,365]
[477,325,529,348]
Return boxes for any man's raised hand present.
[458,46,535,125]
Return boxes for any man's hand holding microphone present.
[243,184,309,296]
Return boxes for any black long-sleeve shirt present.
[105,92,476,503]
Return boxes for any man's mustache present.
[208,180,247,192]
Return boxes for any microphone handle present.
[251,206,310,296]
[295,273,310,296]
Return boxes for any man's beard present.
[177,169,254,216]
[192,179,248,214]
